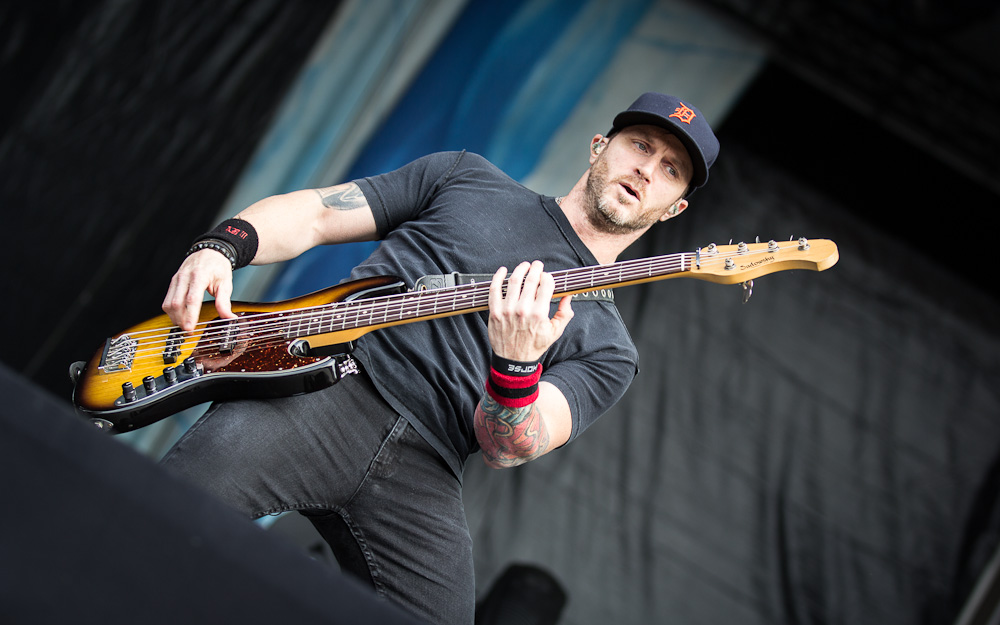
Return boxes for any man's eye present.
[633,141,648,152]
[665,165,677,177]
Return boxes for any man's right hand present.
[161,183,379,332]
[162,249,237,331]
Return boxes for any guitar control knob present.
[143,376,157,394]
[122,381,136,402]
[163,366,178,385]
[183,356,203,377]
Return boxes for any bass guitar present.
[71,238,838,432]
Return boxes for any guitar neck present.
[279,253,692,340]
[245,238,838,342]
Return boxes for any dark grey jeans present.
[160,371,474,624]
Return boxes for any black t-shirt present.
[351,151,638,477]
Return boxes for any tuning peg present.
[741,280,754,304]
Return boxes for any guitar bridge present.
[101,334,138,372]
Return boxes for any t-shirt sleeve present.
[354,151,468,238]
[541,303,639,442]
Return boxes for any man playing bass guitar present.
[159,92,719,624]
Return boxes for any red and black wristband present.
[486,353,543,409]
[188,218,259,270]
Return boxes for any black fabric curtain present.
[465,138,1000,625]
[0,0,338,398]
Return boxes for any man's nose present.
[634,157,655,182]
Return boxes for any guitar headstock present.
[689,238,839,285]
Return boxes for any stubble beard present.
[583,154,662,235]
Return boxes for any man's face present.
[583,124,693,235]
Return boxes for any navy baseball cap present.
[609,92,720,193]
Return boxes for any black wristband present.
[191,218,259,269]
[487,352,542,408]
[490,352,541,376]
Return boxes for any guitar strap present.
[413,272,614,303]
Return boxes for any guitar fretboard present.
[271,252,692,339]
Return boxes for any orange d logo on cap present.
[668,103,697,125]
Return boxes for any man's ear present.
[660,198,689,221]
[589,134,606,164]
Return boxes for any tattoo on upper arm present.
[474,394,551,468]
[315,182,366,210]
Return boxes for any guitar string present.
[114,247,766,367]
[111,254,696,366]
[216,245,777,344]
[117,252,696,363]
[119,242,797,366]
[115,244,797,367]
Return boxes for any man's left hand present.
[487,261,574,362]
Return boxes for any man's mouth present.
[619,181,640,201]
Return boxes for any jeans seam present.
[251,502,332,519]
[328,415,409,593]
[337,508,387,597]
[342,415,408,508]
[251,417,408,591]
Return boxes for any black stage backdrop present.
[0,0,339,399]
[2,3,999,625]
[465,135,1000,624]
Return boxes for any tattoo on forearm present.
[315,182,366,210]
[474,394,550,468]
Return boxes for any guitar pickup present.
[218,319,237,354]
[162,327,183,364]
